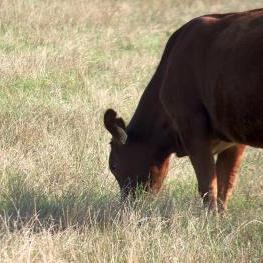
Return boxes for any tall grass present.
[0,0,262,262]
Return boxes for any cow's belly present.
[212,106,263,148]
[211,140,236,155]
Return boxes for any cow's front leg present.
[178,114,218,211]
[216,144,246,212]
[188,143,218,211]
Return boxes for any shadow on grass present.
[0,176,119,231]
[0,172,199,232]
[0,173,262,236]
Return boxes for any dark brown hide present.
[104,9,263,211]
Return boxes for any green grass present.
[0,0,262,262]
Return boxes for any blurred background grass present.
[0,0,262,262]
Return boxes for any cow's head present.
[104,109,170,199]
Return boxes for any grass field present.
[0,0,262,262]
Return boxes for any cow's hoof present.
[203,197,218,214]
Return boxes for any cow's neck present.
[126,71,181,162]
[127,68,165,143]
[126,28,187,159]
[127,82,187,160]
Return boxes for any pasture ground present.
[0,0,262,262]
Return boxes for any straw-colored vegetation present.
[0,0,262,262]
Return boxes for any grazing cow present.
[104,9,263,212]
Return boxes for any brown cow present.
[104,9,263,212]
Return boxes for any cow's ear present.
[104,108,117,133]
[115,116,126,130]
[104,109,127,144]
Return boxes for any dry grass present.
[0,0,262,262]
